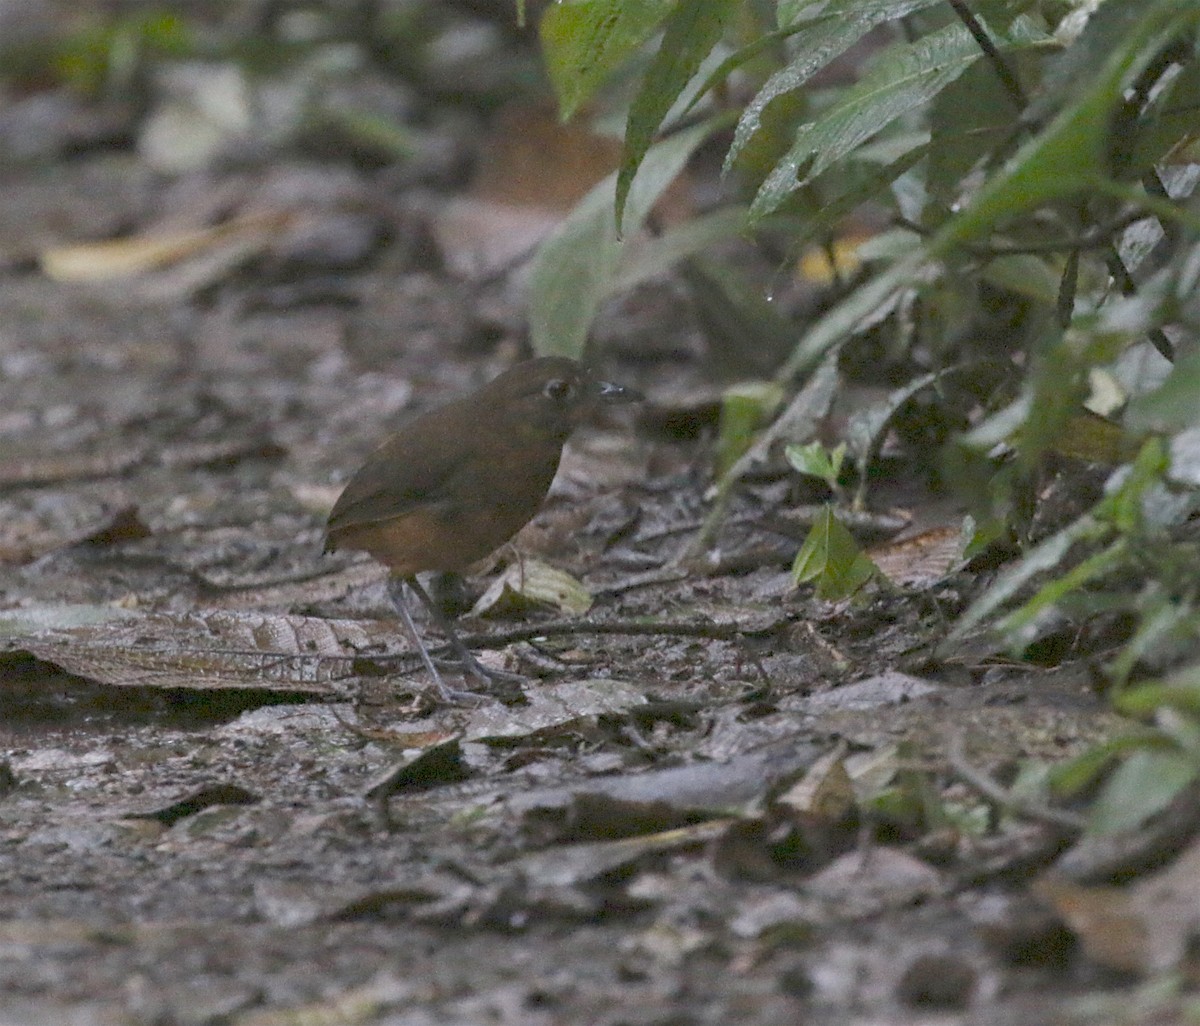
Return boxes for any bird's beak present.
[593,379,643,403]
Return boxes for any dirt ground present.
[0,23,1160,1026]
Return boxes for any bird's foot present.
[459,653,527,687]
[431,681,490,707]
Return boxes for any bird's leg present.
[386,577,481,703]
[405,575,525,685]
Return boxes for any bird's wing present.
[325,403,469,537]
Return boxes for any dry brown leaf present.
[869,525,964,586]
[4,610,402,694]
[775,743,856,823]
[40,210,292,283]
[1036,838,1200,975]
[471,558,593,618]
[434,106,620,277]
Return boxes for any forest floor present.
[0,35,1157,1026]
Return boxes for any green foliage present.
[540,0,676,120]
[22,10,193,96]
[616,0,739,228]
[786,440,846,492]
[727,0,948,175]
[792,506,878,599]
[717,382,785,479]
[750,19,1050,221]
[1085,747,1198,836]
[528,121,717,358]
[534,0,1200,839]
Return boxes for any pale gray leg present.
[406,575,525,685]
[387,576,480,703]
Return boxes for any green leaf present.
[528,120,715,359]
[727,0,946,173]
[942,514,1110,650]
[1118,662,1200,718]
[978,254,1062,306]
[1092,437,1169,533]
[1107,599,1200,690]
[1087,747,1199,836]
[682,20,813,118]
[786,441,846,487]
[616,0,737,229]
[1125,56,1200,175]
[751,22,1045,221]
[720,352,841,489]
[967,0,1027,33]
[940,1,1200,245]
[1048,733,1161,797]
[927,58,1023,204]
[787,141,929,251]
[1017,330,1085,468]
[716,382,785,479]
[540,0,675,121]
[997,538,1128,649]
[1036,0,1181,118]
[1126,348,1200,434]
[777,0,827,27]
[608,206,748,295]
[792,506,878,600]
[946,439,1168,654]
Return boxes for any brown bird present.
[325,356,640,700]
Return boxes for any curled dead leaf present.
[471,559,593,618]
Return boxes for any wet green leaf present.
[616,0,737,228]
[716,382,784,480]
[792,506,878,600]
[1087,748,1199,836]
[540,0,675,121]
[529,120,714,358]
[727,0,946,174]
[750,21,1046,221]
[785,440,845,488]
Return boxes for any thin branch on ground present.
[946,733,1085,831]
[173,613,797,676]
[440,613,797,651]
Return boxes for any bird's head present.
[484,356,641,441]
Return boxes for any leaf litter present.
[0,64,1152,1026]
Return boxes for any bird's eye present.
[543,378,574,402]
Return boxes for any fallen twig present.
[946,733,1085,832]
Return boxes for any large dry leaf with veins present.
[3,609,405,694]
